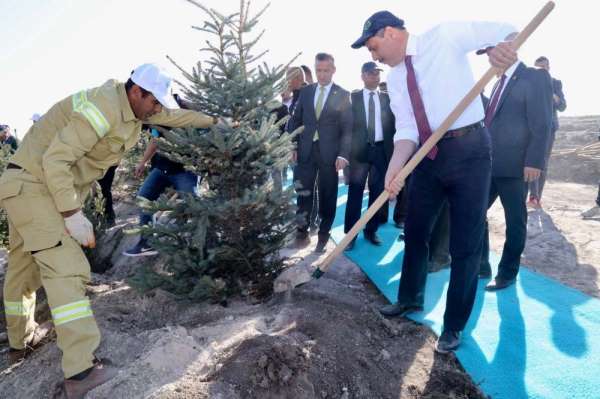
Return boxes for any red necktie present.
[484,74,507,128]
[405,55,437,160]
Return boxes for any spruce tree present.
[131,0,298,302]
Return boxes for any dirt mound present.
[0,234,484,398]
[215,334,313,397]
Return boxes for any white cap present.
[130,63,179,109]
[30,113,41,122]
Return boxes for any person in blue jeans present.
[123,126,199,257]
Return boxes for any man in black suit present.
[480,58,553,290]
[288,53,353,253]
[528,56,567,207]
[344,62,395,249]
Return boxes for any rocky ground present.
[0,115,598,398]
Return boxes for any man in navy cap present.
[352,11,517,352]
[344,61,395,249]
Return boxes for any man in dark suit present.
[344,62,395,249]
[479,58,553,290]
[288,53,353,253]
[528,56,567,207]
[271,67,306,191]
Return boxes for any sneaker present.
[582,205,600,219]
[435,330,461,353]
[527,198,541,209]
[122,239,158,257]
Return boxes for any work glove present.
[64,211,96,248]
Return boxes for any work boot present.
[8,320,54,365]
[63,359,118,399]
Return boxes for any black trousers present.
[394,175,450,262]
[97,164,117,219]
[481,177,528,280]
[294,142,339,238]
[393,178,410,225]
[344,143,387,234]
[397,125,491,332]
[528,128,556,201]
[429,201,450,262]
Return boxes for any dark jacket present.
[271,89,302,135]
[288,83,353,164]
[550,77,566,131]
[0,136,18,153]
[488,62,553,177]
[349,89,395,163]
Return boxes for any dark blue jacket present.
[550,77,566,131]
[288,83,353,164]
[487,62,553,177]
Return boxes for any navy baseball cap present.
[361,62,382,73]
[351,11,405,49]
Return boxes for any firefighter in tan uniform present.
[0,63,215,398]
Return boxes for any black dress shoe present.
[428,255,451,273]
[292,233,310,249]
[478,263,492,279]
[364,232,382,246]
[379,303,423,318]
[344,237,356,251]
[397,233,405,241]
[478,269,492,279]
[314,235,329,253]
[435,330,461,353]
[485,277,516,291]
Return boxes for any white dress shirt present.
[387,21,516,144]
[283,97,293,111]
[313,81,334,109]
[362,88,383,142]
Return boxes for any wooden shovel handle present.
[315,1,556,275]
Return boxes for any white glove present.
[64,211,96,248]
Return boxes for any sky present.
[0,0,596,139]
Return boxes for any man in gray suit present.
[288,53,353,253]
[480,59,553,290]
[344,62,395,249]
